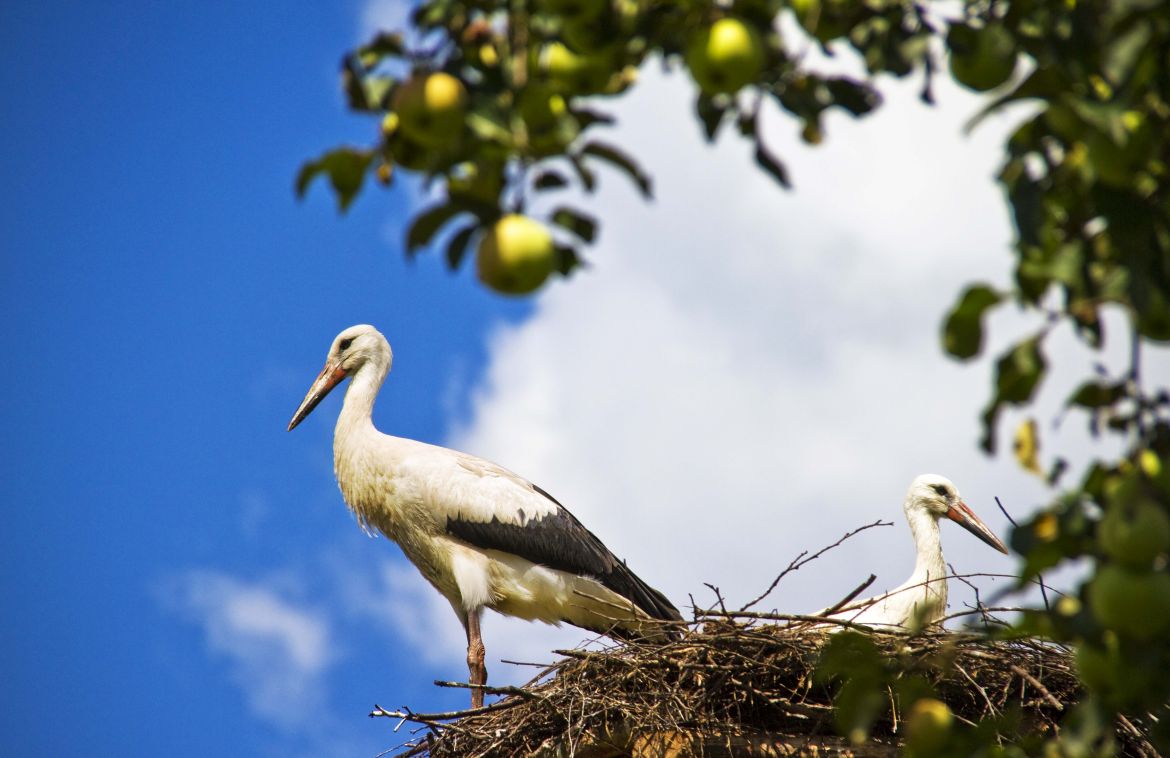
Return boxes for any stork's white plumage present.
[825,474,1008,630]
[288,324,681,707]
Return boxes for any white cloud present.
[161,570,334,730]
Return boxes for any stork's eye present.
[932,484,949,497]
[339,338,353,351]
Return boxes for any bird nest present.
[375,522,1160,756]
[376,616,1159,757]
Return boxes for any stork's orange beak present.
[287,360,348,431]
[945,501,1009,554]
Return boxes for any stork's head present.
[287,324,392,431]
[906,474,1008,554]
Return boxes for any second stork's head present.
[287,324,392,431]
[905,474,1009,554]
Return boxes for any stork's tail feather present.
[606,563,684,640]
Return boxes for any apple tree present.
[300,0,1170,751]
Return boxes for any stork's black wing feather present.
[444,484,682,629]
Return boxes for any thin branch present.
[370,698,523,730]
[705,583,729,614]
[699,609,878,632]
[936,606,1027,625]
[818,573,877,617]
[433,680,542,700]
[1008,664,1064,711]
[499,658,556,668]
[739,519,893,611]
[949,561,997,626]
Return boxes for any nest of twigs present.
[375,523,1160,756]
[377,615,1157,757]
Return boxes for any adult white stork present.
[288,324,682,707]
[825,474,1008,630]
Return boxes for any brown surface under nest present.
[375,616,1159,757]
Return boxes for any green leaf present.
[445,222,479,270]
[466,111,513,144]
[571,107,615,130]
[406,202,465,255]
[995,336,1048,404]
[942,284,1002,360]
[696,95,726,142]
[533,170,570,191]
[1067,380,1127,409]
[736,109,758,137]
[567,154,596,194]
[825,76,881,117]
[411,0,452,28]
[580,141,653,198]
[963,67,1066,134]
[1101,19,1152,86]
[341,56,396,112]
[754,140,792,189]
[341,58,367,111]
[554,243,584,276]
[1005,167,1044,249]
[551,206,597,243]
[295,147,375,213]
[980,336,1048,454]
[357,32,405,65]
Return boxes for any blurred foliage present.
[304,0,1170,752]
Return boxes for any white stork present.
[287,324,682,707]
[825,474,1008,630]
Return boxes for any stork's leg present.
[465,609,487,709]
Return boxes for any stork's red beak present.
[945,500,1009,554]
[287,360,348,431]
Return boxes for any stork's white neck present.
[905,499,947,602]
[336,354,390,439]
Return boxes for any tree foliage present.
[303,0,1170,752]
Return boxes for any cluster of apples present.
[379,68,558,295]
[376,2,775,296]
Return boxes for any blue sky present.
[5,3,1165,757]
[0,2,524,755]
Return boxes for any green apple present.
[392,72,468,147]
[905,698,953,754]
[1087,565,1170,640]
[947,22,1017,92]
[538,42,614,94]
[477,214,557,295]
[685,17,764,95]
[1099,500,1170,568]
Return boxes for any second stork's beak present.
[945,501,1010,554]
[288,360,348,431]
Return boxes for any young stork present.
[825,474,1008,630]
[288,324,682,707]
